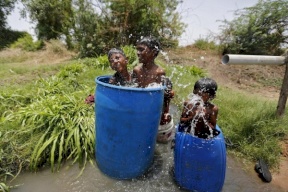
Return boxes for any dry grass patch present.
[0,40,76,65]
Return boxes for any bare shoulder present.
[211,103,219,113]
[155,65,165,75]
[132,65,143,76]
[133,64,142,72]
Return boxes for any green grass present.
[217,88,288,166]
[0,48,288,191]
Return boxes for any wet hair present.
[108,48,126,59]
[193,78,218,98]
[137,36,161,56]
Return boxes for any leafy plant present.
[10,33,43,51]
[122,45,138,69]
[193,38,217,51]
[218,0,288,55]
[188,65,206,77]
[11,92,95,171]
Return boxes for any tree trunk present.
[276,63,288,117]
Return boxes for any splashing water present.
[160,50,171,63]
[185,93,214,138]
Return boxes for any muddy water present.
[10,144,284,192]
[10,105,285,192]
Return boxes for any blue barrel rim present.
[95,75,166,92]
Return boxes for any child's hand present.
[164,89,175,99]
[85,94,95,104]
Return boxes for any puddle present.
[10,144,284,192]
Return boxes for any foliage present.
[187,65,206,77]
[217,89,288,166]
[1,63,95,173]
[73,0,103,58]
[193,38,218,51]
[15,92,95,171]
[10,33,44,51]
[0,0,16,30]
[0,92,33,117]
[21,0,185,57]
[21,0,74,49]
[100,0,185,48]
[218,0,288,55]
[0,29,27,50]
[122,45,138,68]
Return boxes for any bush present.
[122,45,138,69]
[0,29,27,50]
[193,38,217,50]
[10,33,43,51]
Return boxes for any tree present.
[73,0,104,57]
[21,0,74,49]
[100,0,185,48]
[218,0,288,55]
[0,0,26,50]
[21,0,185,57]
[0,0,16,30]
[71,0,185,57]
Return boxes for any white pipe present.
[222,54,286,65]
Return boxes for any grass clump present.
[10,34,44,51]
[217,88,288,167]
[193,38,218,51]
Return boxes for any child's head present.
[193,78,218,101]
[108,48,128,72]
[136,36,161,57]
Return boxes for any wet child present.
[132,36,165,87]
[108,48,132,86]
[85,48,131,104]
[132,36,175,143]
[179,77,219,139]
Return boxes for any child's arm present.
[180,102,198,122]
[206,105,219,129]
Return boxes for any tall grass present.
[217,88,288,166]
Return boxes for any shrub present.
[10,33,43,51]
[0,29,26,50]
[122,45,138,68]
[193,38,217,50]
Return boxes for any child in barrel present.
[85,48,131,104]
[132,36,165,88]
[107,48,132,86]
[132,36,175,142]
[179,77,219,139]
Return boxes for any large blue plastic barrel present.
[95,76,165,179]
[174,125,226,192]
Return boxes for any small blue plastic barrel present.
[174,125,226,192]
[95,76,165,179]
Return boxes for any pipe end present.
[221,54,229,65]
